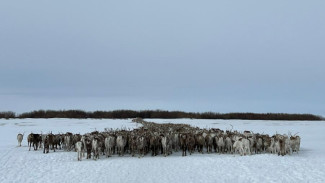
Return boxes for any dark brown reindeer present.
[47,133,56,152]
[85,138,92,159]
[130,136,137,157]
[29,133,41,151]
[180,133,187,156]
[150,135,159,156]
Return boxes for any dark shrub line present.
[0,111,16,119]
[0,110,323,120]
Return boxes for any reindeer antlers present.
[293,132,299,136]
[229,124,233,132]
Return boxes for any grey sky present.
[1,1,324,115]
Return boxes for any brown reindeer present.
[47,133,56,152]
[43,136,49,154]
[85,138,92,159]
[27,133,33,147]
[29,133,41,151]
[150,135,159,156]
[180,134,187,156]
[130,136,137,157]
[187,134,195,155]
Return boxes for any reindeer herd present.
[16,118,301,161]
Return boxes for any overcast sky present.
[1,1,324,115]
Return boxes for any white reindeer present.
[293,135,301,152]
[75,141,83,161]
[39,133,46,149]
[17,133,24,147]
[65,135,71,151]
[242,138,251,155]
[92,138,99,160]
[161,136,171,157]
[217,136,225,154]
[116,135,126,156]
[105,136,116,157]
[284,135,292,155]
[274,140,280,155]
[290,135,300,153]
[81,135,87,157]
[137,136,146,158]
[233,139,244,156]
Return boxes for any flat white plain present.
[0,118,324,183]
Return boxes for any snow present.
[1,118,325,183]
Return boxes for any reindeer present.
[23,118,300,158]
[150,135,159,156]
[85,138,92,159]
[47,133,55,152]
[64,133,73,151]
[17,133,24,146]
[55,134,64,150]
[80,135,87,156]
[205,133,214,153]
[217,135,225,154]
[255,136,263,154]
[248,136,256,154]
[39,132,46,149]
[180,133,187,156]
[76,141,84,161]
[233,138,244,156]
[224,136,233,154]
[130,135,138,157]
[104,135,116,158]
[277,135,286,156]
[27,133,33,147]
[196,134,205,154]
[43,136,50,154]
[270,137,277,154]
[242,138,251,155]
[263,135,271,153]
[137,136,146,158]
[186,134,195,155]
[290,134,300,153]
[71,134,81,151]
[116,135,126,156]
[29,133,41,151]
[161,135,170,157]
[92,137,100,160]
[284,135,292,155]
[172,133,180,152]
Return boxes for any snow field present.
[0,118,325,183]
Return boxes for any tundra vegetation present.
[2,110,322,121]
[20,118,301,160]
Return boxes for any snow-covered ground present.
[0,118,324,183]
